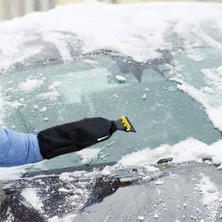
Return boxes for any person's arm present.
[0,128,43,167]
[37,116,135,159]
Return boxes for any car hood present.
[1,161,222,221]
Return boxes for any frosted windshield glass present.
[0,53,221,170]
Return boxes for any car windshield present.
[0,2,222,172]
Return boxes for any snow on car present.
[0,2,222,221]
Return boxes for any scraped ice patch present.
[77,148,101,164]
[119,138,222,168]
[18,78,44,92]
[21,188,43,212]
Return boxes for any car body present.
[0,2,222,221]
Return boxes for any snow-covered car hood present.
[1,162,222,222]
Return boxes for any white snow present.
[155,180,164,185]
[77,148,101,164]
[37,91,60,101]
[48,214,77,222]
[1,6,222,219]
[115,75,126,83]
[0,2,221,67]
[18,78,44,93]
[59,172,76,182]
[59,170,98,182]
[176,65,222,131]
[195,175,221,221]
[101,165,112,176]
[118,138,222,168]
[0,166,26,180]
[42,32,73,62]
[40,106,47,112]
[21,188,43,212]
[0,2,221,133]
[138,216,144,221]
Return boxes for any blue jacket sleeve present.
[0,128,43,167]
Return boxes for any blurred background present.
[1,0,221,21]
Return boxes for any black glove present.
[38,116,135,159]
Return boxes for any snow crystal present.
[155,180,164,185]
[154,213,159,219]
[138,216,144,221]
[115,75,126,83]
[40,107,47,112]
[44,117,48,122]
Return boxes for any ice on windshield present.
[0,2,222,173]
[170,50,222,131]
[0,2,222,131]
